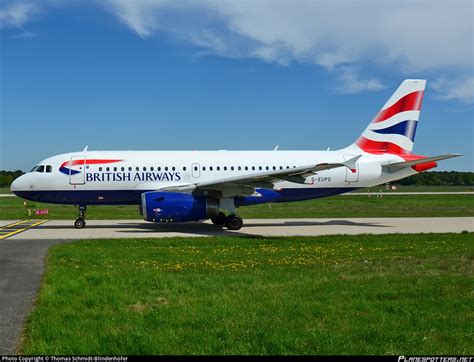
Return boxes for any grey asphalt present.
[0,217,473,354]
[2,217,474,240]
[0,237,72,354]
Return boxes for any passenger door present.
[69,156,86,185]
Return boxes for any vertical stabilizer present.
[354,79,426,154]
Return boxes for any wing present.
[155,155,361,197]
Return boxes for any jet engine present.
[141,191,219,222]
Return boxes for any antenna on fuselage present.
[273,145,279,151]
[83,145,89,152]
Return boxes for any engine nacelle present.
[141,191,219,222]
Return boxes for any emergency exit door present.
[192,163,200,178]
[344,155,359,182]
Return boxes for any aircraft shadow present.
[243,220,391,228]
[39,219,391,238]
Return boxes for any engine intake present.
[141,191,219,222]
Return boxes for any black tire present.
[225,215,243,230]
[211,212,227,226]
[74,219,85,229]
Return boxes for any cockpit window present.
[36,165,45,173]
[46,165,52,173]
[30,166,39,172]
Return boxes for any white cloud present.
[334,67,386,94]
[432,76,474,104]
[314,52,352,71]
[2,0,473,101]
[0,1,39,29]
[99,0,473,99]
[101,0,172,38]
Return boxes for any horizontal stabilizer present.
[384,154,461,173]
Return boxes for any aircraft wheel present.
[74,218,86,229]
[225,215,243,230]
[211,212,227,226]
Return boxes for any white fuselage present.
[11,148,416,206]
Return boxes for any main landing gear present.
[74,205,87,229]
[211,212,243,230]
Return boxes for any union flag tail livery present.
[11,79,460,230]
[355,79,425,155]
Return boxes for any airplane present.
[10,79,460,230]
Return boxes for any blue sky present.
[0,0,473,171]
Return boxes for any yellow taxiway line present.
[0,220,48,240]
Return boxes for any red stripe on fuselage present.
[60,159,122,168]
[372,90,424,123]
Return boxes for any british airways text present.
[86,172,181,182]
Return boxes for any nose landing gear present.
[74,205,87,229]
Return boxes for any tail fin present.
[355,79,426,154]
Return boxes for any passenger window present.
[266,166,269,170]
[128,167,132,171]
[279,166,283,170]
[136,167,139,171]
[210,166,213,171]
[259,166,262,171]
[99,167,103,172]
[46,165,52,173]
[273,166,276,170]
[183,167,186,171]
[158,167,161,171]
[194,166,198,171]
[231,166,234,171]
[121,167,125,171]
[172,167,176,171]
[165,167,168,171]
[252,166,255,171]
[106,167,110,171]
[143,167,147,171]
[202,167,206,171]
[150,167,154,171]
[36,166,45,173]
[224,166,227,171]
[113,167,117,172]
[217,166,220,171]
[238,166,241,171]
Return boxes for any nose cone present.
[10,175,28,195]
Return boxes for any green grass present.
[21,233,473,355]
[0,187,12,194]
[1,193,473,220]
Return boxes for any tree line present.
[0,169,473,187]
[395,171,473,186]
[0,170,24,187]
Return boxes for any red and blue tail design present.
[355,79,425,155]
